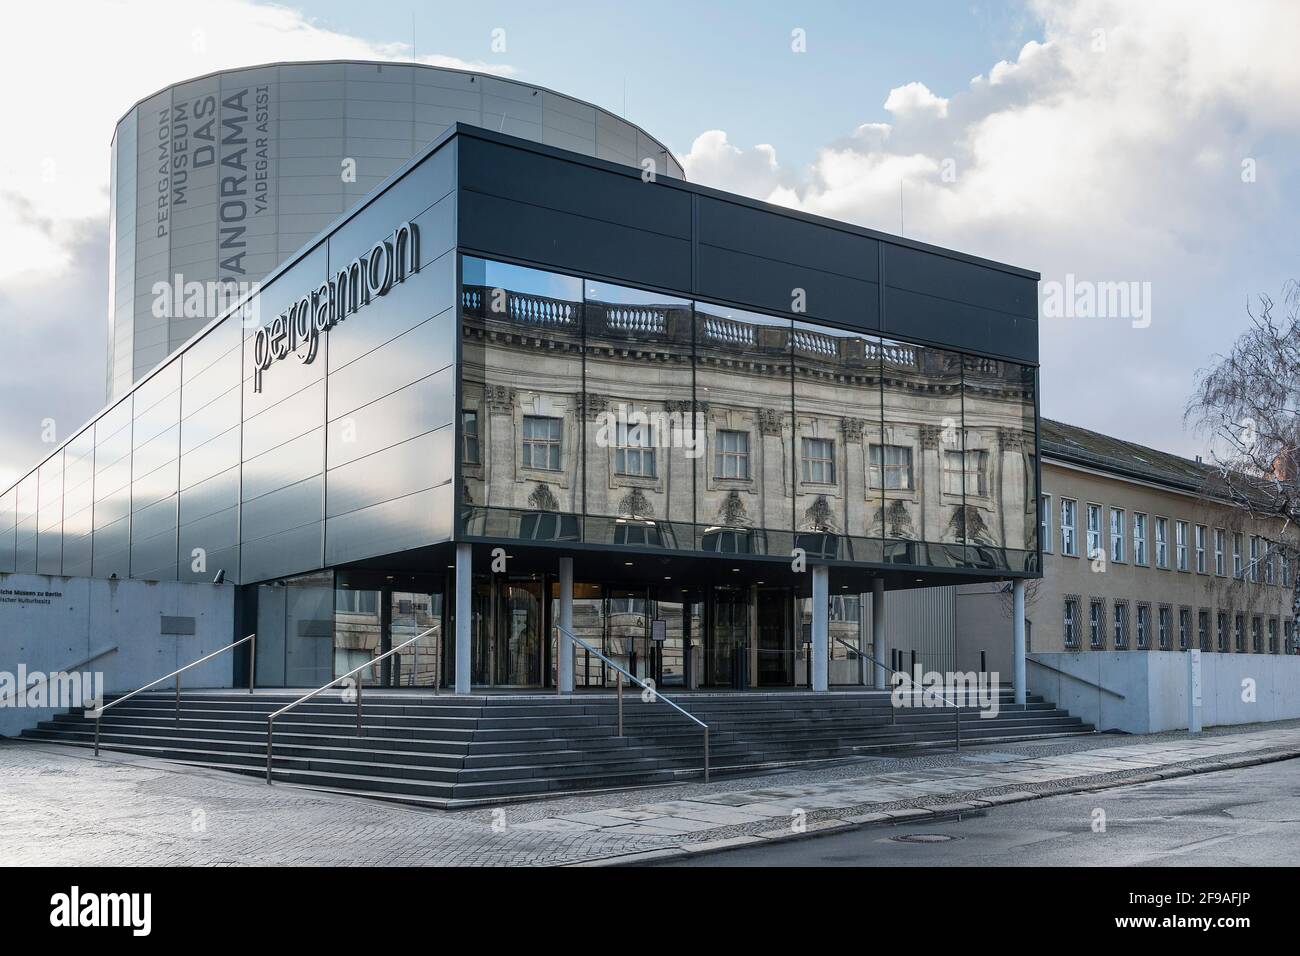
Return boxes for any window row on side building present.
[1025,420,1298,655]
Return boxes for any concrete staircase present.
[20,688,1093,807]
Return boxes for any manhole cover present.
[889,833,962,844]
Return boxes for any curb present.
[571,746,1300,866]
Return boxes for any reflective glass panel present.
[694,303,793,554]
[460,257,584,541]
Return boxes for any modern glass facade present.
[460,256,1039,572]
[2,121,1039,691]
[2,138,460,589]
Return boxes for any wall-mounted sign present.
[251,221,419,391]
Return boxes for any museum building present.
[0,64,1042,697]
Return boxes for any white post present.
[872,577,887,690]
[1012,579,1026,706]
[812,565,829,692]
[558,556,574,693]
[1187,648,1202,733]
[455,543,472,695]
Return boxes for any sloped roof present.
[1041,419,1213,494]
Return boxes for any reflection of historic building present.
[460,263,1037,572]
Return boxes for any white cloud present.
[680,0,1300,456]
[883,81,949,119]
[679,130,786,197]
[0,0,515,287]
[0,0,515,482]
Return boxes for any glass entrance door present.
[496,579,544,686]
[756,587,795,686]
[606,588,650,682]
[706,586,749,688]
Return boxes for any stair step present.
[26,687,1094,804]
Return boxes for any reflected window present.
[869,444,913,490]
[613,521,662,547]
[521,415,563,471]
[335,589,379,614]
[519,512,580,540]
[796,531,840,560]
[462,410,481,464]
[613,422,656,478]
[943,450,986,496]
[801,438,835,485]
[830,594,860,622]
[701,527,754,553]
[714,430,750,480]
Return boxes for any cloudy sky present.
[2,0,1298,491]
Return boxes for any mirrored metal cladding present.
[105,61,683,401]
[459,255,1039,573]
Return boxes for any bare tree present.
[1186,280,1300,650]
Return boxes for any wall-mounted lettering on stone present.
[251,221,419,391]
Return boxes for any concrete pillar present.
[1012,578,1026,706]
[872,577,887,690]
[455,543,472,694]
[811,565,829,692]
[558,556,574,693]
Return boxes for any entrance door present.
[651,599,688,688]
[496,579,544,686]
[756,587,795,686]
[606,588,650,682]
[706,586,749,688]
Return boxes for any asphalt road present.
[658,757,1300,866]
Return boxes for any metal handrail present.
[554,624,709,782]
[855,649,962,751]
[265,627,436,784]
[89,634,256,756]
[0,644,119,706]
[1026,656,1126,700]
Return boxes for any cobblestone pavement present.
[2,721,1298,866]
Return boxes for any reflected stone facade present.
[107,60,682,401]
[461,258,1038,572]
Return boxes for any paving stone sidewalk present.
[2,721,1298,866]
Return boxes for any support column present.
[872,577,887,690]
[811,565,829,692]
[558,556,574,693]
[455,543,472,695]
[1012,579,1026,706]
